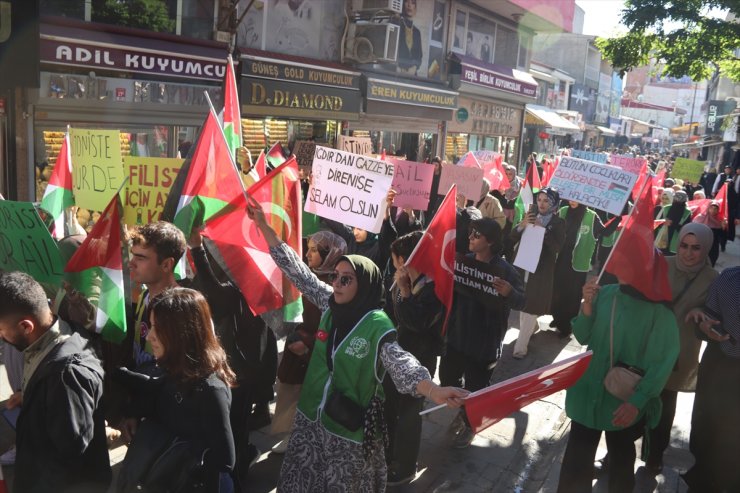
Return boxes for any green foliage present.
[92,0,176,33]
[597,0,740,82]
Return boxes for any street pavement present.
[0,240,738,492]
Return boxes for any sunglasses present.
[469,230,483,239]
[328,273,354,287]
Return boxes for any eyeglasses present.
[328,273,354,287]
[469,230,482,239]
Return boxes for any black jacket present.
[14,331,111,493]
[392,276,444,370]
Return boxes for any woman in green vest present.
[550,202,613,337]
[246,196,468,492]
[654,190,692,255]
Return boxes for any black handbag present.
[324,390,364,431]
[116,419,209,493]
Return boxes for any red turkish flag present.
[605,174,672,302]
[687,198,712,219]
[465,351,592,433]
[406,184,457,335]
[714,182,729,223]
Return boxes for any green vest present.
[658,206,692,253]
[559,207,598,272]
[601,229,619,248]
[297,309,395,443]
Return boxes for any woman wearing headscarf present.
[491,164,523,261]
[245,196,467,492]
[655,190,692,255]
[270,230,347,453]
[550,201,615,337]
[654,188,673,218]
[693,201,726,266]
[475,178,506,229]
[643,223,718,473]
[509,187,566,358]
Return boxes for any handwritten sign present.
[672,157,705,183]
[305,146,394,233]
[572,149,607,164]
[292,140,316,172]
[337,135,373,156]
[123,157,183,226]
[0,200,63,288]
[454,253,506,306]
[548,157,638,215]
[439,165,484,201]
[69,128,125,211]
[609,154,646,175]
[389,158,434,210]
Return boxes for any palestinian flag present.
[266,142,287,169]
[223,55,242,159]
[203,157,303,320]
[40,132,74,239]
[64,194,127,343]
[168,108,245,238]
[514,163,542,224]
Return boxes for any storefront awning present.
[525,105,580,132]
[596,125,616,136]
[450,54,537,99]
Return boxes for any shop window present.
[493,25,518,68]
[41,0,86,19]
[451,9,467,54]
[91,0,176,33]
[241,118,338,161]
[466,13,494,64]
[181,0,216,39]
[518,32,531,69]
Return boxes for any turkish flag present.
[465,351,592,433]
[687,198,712,219]
[714,182,729,223]
[406,184,457,335]
[541,158,559,186]
[459,151,510,192]
[605,174,672,302]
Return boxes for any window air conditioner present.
[346,22,400,64]
[359,0,403,14]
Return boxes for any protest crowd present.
[2,58,740,493]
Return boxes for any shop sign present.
[447,97,521,137]
[242,77,361,119]
[457,57,537,98]
[40,37,226,81]
[242,55,360,90]
[706,100,736,136]
[366,78,458,110]
[456,107,469,123]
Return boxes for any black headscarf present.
[328,255,385,342]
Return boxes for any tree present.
[596,0,740,82]
[92,0,176,33]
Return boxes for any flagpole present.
[203,90,249,198]
[595,172,652,283]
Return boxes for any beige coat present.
[664,257,718,392]
[477,194,506,229]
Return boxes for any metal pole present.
[688,82,698,138]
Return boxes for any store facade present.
[33,18,228,200]
[240,49,362,157]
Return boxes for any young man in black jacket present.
[0,271,110,493]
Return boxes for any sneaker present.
[387,469,415,486]
[452,425,475,449]
[271,437,289,455]
[0,446,16,465]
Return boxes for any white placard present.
[513,225,545,274]
[548,157,638,215]
[305,146,394,233]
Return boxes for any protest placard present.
[293,140,316,172]
[305,146,394,233]
[123,157,183,226]
[672,157,705,183]
[572,149,607,164]
[69,128,125,211]
[0,200,63,288]
[454,253,506,306]
[513,225,545,273]
[388,158,434,210]
[609,154,645,175]
[548,157,638,215]
[439,165,484,201]
[337,135,373,156]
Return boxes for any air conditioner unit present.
[359,0,403,14]
[346,22,399,64]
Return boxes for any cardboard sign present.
[389,158,434,210]
[439,165,484,201]
[123,157,183,226]
[548,157,638,215]
[337,135,373,156]
[609,154,645,175]
[672,157,705,183]
[69,128,125,211]
[0,200,63,288]
[305,146,394,233]
[293,140,316,172]
[572,149,607,164]
[454,253,506,306]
